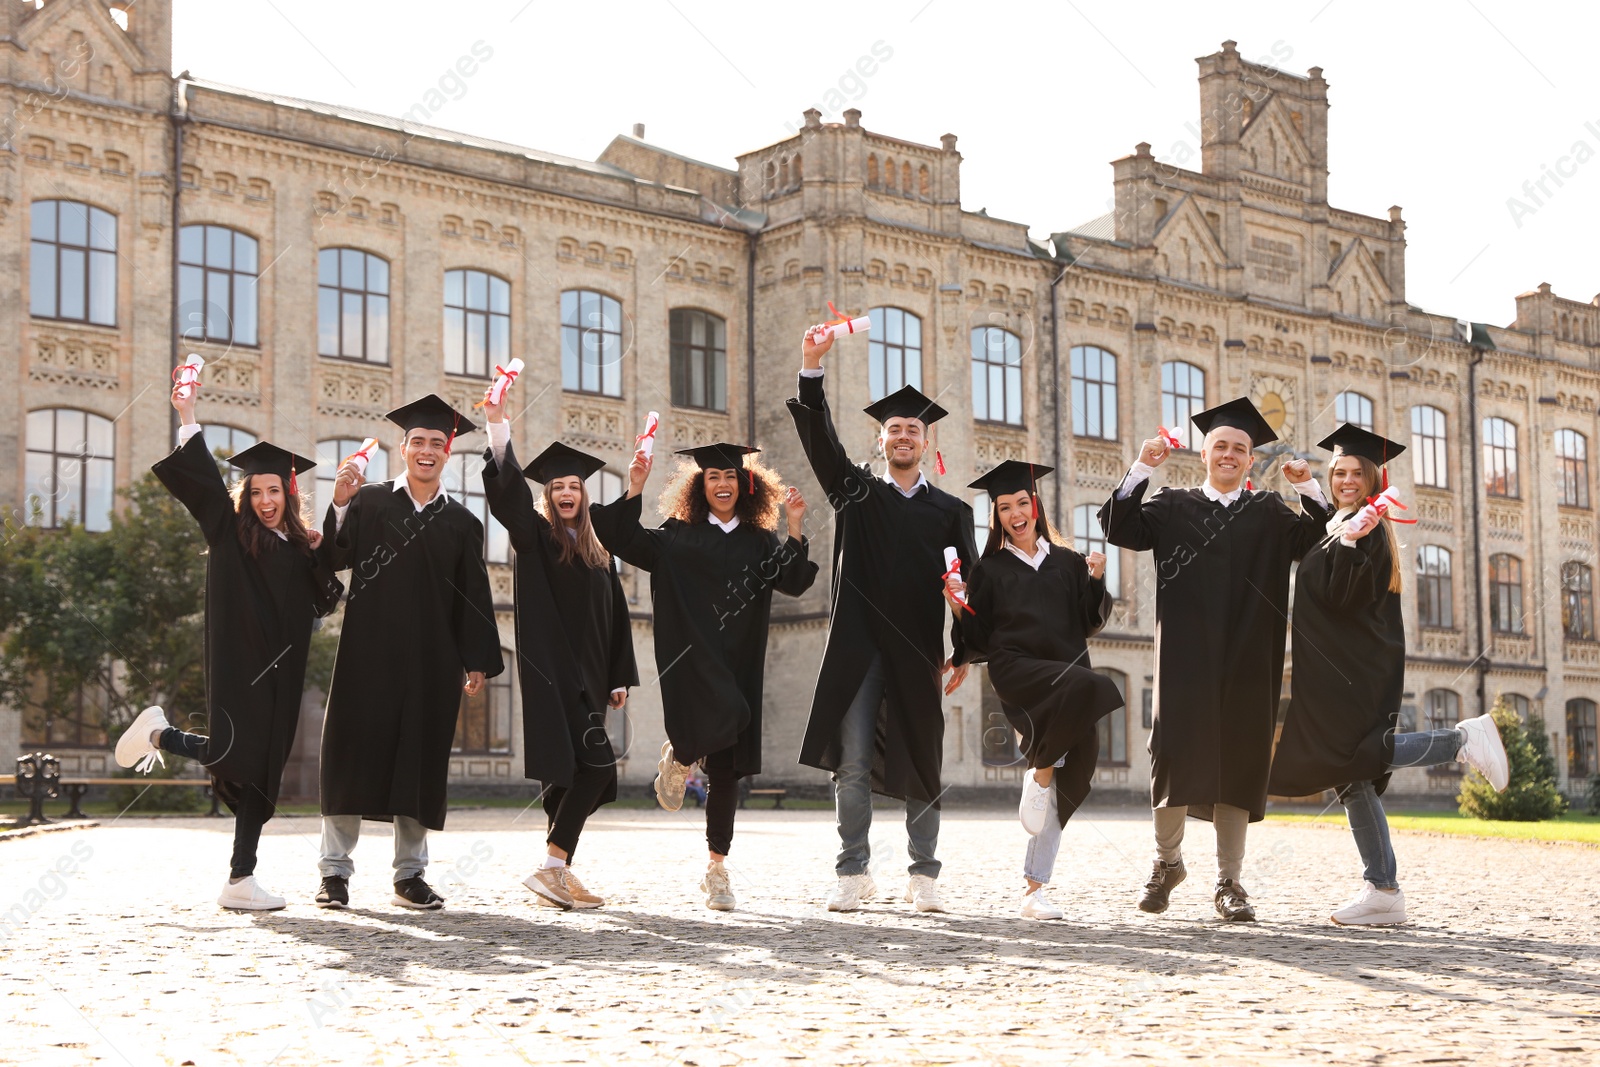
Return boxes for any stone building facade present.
[4,2,1597,802]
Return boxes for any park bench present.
[6,755,221,827]
[742,787,788,810]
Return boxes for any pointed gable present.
[1240,94,1313,185]
[1328,239,1393,322]
[16,0,153,100]
[1152,194,1226,287]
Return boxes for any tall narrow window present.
[1095,668,1128,765]
[561,289,623,397]
[1556,428,1590,508]
[1415,545,1453,629]
[25,409,115,532]
[1161,362,1206,449]
[1568,699,1598,779]
[443,269,510,378]
[1482,417,1519,498]
[30,200,117,325]
[867,307,922,401]
[1426,689,1461,731]
[971,326,1023,425]
[1489,553,1524,635]
[445,451,511,564]
[178,224,258,346]
[454,660,513,754]
[1073,503,1120,599]
[317,248,389,363]
[1411,405,1448,488]
[669,309,727,411]
[1563,561,1595,641]
[972,492,991,550]
[1501,692,1531,722]
[1335,390,1374,432]
[315,438,388,514]
[1070,345,1118,440]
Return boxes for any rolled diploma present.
[640,411,661,458]
[346,437,380,475]
[943,546,968,608]
[825,316,872,341]
[175,354,204,399]
[487,358,524,405]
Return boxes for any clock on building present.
[1249,375,1297,444]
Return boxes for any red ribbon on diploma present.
[1157,425,1181,450]
[941,556,975,615]
[1366,486,1418,524]
[826,301,865,333]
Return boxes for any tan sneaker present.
[522,867,575,910]
[702,861,736,911]
[562,868,605,909]
[654,741,692,811]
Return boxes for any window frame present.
[1411,405,1449,489]
[1556,428,1590,509]
[1489,553,1525,635]
[1335,390,1375,432]
[442,268,511,379]
[1095,668,1129,766]
[1415,544,1454,630]
[317,247,391,364]
[1069,345,1119,441]
[560,289,624,397]
[669,307,728,412]
[1073,503,1120,599]
[30,199,118,327]
[1562,561,1596,642]
[453,658,514,755]
[444,450,511,565]
[867,307,923,402]
[1160,361,1206,450]
[971,325,1024,426]
[1567,698,1598,780]
[1482,416,1520,499]
[25,407,116,532]
[177,223,260,347]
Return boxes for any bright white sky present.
[175,0,1600,326]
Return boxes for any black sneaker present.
[393,876,444,910]
[1137,859,1187,914]
[1214,879,1256,922]
[315,875,349,909]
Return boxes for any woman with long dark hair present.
[1270,424,1509,925]
[591,440,817,911]
[480,394,637,911]
[957,461,1125,921]
[116,382,341,910]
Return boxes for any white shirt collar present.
[1004,539,1050,571]
[883,467,928,498]
[392,470,449,512]
[708,513,740,533]
[1200,481,1242,506]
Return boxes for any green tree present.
[1458,697,1568,821]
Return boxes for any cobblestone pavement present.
[2,806,1597,1066]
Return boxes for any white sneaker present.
[218,875,286,911]
[115,706,172,772]
[702,862,736,911]
[1021,887,1064,920]
[826,873,877,912]
[1457,714,1509,792]
[1019,774,1051,836]
[653,741,692,812]
[904,873,944,913]
[1330,881,1406,926]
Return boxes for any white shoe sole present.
[1022,909,1064,920]
[706,898,736,912]
[391,892,444,910]
[522,875,574,911]
[115,706,169,769]
[220,897,286,911]
[827,898,861,912]
[1331,911,1406,926]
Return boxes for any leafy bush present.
[1458,698,1568,821]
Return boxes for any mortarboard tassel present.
[1029,463,1038,521]
[935,450,946,476]
[1245,479,1253,491]
[445,412,460,453]
[289,469,299,499]
[748,467,755,494]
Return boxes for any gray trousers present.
[318,815,429,883]
[1153,803,1249,883]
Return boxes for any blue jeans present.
[835,653,941,879]
[1024,788,1062,885]
[1342,727,1462,889]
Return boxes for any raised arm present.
[589,493,663,572]
[1097,435,1175,553]
[480,436,550,556]
[1279,455,1336,561]
[785,324,872,505]
[768,484,819,598]
[150,384,234,546]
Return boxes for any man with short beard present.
[789,325,977,914]
[1098,397,1331,922]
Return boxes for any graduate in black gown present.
[957,461,1125,921]
[1099,397,1332,922]
[116,380,341,911]
[315,394,504,911]
[788,324,978,915]
[591,440,816,912]
[1269,424,1509,926]
[480,392,637,911]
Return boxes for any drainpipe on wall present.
[1468,344,1489,716]
[1047,251,1076,531]
[746,230,757,446]
[167,76,187,445]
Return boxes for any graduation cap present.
[386,394,477,449]
[522,441,607,484]
[1190,396,1278,449]
[968,460,1054,521]
[1317,423,1406,466]
[676,443,760,471]
[227,442,317,497]
[862,385,949,427]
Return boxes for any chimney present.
[632,123,645,140]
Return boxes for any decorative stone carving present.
[202,352,262,407]
[1564,641,1600,667]
[30,333,118,389]
[1420,629,1466,658]
[1072,443,1128,490]
[1486,505,1523,541]
[318,363,392,418]
[666,410,732,450]
[562,397,629,452]
[974,426,1028,471]
[1493,634,1533,662]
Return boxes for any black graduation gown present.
[480,441,637,807]
[151,432,342,816]
[1269,513,1403,798]
[318,480,504,831]
[787,373,978,805]
[1099,479,1332,821]
[960,546,1126,828]
[590,494,817,778]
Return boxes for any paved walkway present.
[1,807,1596,1065]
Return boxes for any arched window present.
[971,326,1023,425]
[1482,417,1519,498]
[25,409,115,532]
[1160,361,1206,449]
[1563,561,1595,641]
[1568,698,1598,779]
[587,468,626,506]
[1335,390,1374,432]
[884,157,897,191]
[175,423,258,475]
[901,161,912,194]
[560,289,623,397]
[443,269,510,378]
[918,164,931,198]
[315,438,388,514]
[1411,405,1448,488]
[1070,345,1118,440]
[669,308,727,411]
[445,451,511,564]
[1426,689,1461,731]
[317,248,389,363]
[867,307,922,400]
[30,200,117,325]
[178,224,258,346]
[867,154,879,187]
[1073,503,1119,599]
[454,657,513,755]
[979,666,1023,767]
[1489,553,1524,634]
[1501,692,1531,722]
[1556,428,1590,508]
[1415,545,1453,629]
[1095,668,1128,765]
[972,491,991,550]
